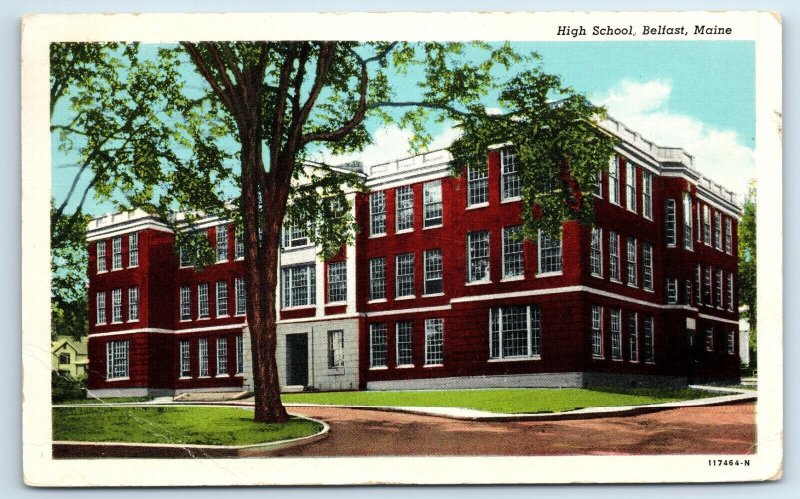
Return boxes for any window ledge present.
[214,374,230,378]
[610,278,623,284]
[423,364,444,368]
[500,275,525,282]
[106,377,130,382]
[465,203,489,211]
[128,265,139,269]
[217,314,230,319]
[487,356,541,363]
[396,228,414,235]
[234,313,246,317]
[179,376,192,380]
[111,321,123,325]
[235,373,244,377]
[127,319,139,324]
[368,298,387,304]
[592,355,605,360]
[236,257,245,261]
[465,280,492,286]
[422,292,445,298]
[369,366,388,371]
[500,197,521,204]
[611,358,624,362]
[326,301,347,306]
[281,305,316,311]
[395,295,417,301]
[282,244,314,253]
[590,273,603,279]
[179,319,192,323]
[196,317,210,321]
[97,270,107,274]
[423,224,443,230]
[627,283,638,289]
[368,234,387,239]
[198,376,211,379]
[536,272,563,278]
[643,288,655,293]
[216,260,228,264]
[95,323,107,326]
[396,364,415,369]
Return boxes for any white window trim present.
[625,162,637,213]
[423,249,444,296]
[608,156,621,206]
[128,232,139,268]
[395,253,415,299]
[590,227,603,278]
[467,231,491,284]
[423,180,444,229]
[642,170,653,221]
[369,191,387,238]
[537,229,563,276]
[369,323,387,369]
[395,322,414,368]
[395,185,415,234]
[327,261,348,304]
[488,305,541,361]
[424,318,444,366]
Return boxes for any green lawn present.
[53,406,323,446]
[57,396,153,405]
[282,387,721,414]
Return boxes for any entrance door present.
[286,333,309,386]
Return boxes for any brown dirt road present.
[274,402,756,456]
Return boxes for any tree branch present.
[181,42,236,113]
[286,42,334,152]
[269,45,296,168]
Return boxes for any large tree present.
[51,41,616,422]
[738,181,756,359]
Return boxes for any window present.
[128,287,139,322]
[629,312,639,362]
[503,226,525,278]
[423,180,443,228]
[216,281,228,317]
[467,166,489,206]
[489,305,541,359]
[282,219,309,248]
[643,316,655,363]
[327,330,345,369]
[106,340,129,380]
[425,318,444,365]
[538,230,562,275]
[696,265,702,305]
[642,170,653,219]
[216,224,228,262]
[610,309,622,360]
[501,149,521,200]
[589,227,603,277]
[703,205,711,245]
[714,212,722,250]
[179,244,192,268]
[59,353,70,365]
[715,269,723,308]
[112,236,122,270]
[235,226,244,259]
[609,231,620,282]
[128,232,139,267]
[96,292,106,325]
[705,327,714,352]
[369,191,386,236]
[281,264,316,308]
[97,240,107,272]
[395,185,414,232]
[626,237,637,287]
[369,323,387,368]
[727,331,736,355]
[625,163,637,212]
[683,193,693,250]
[725,218,733,254]
[235,335,244,374]
[217,337,228,375]
[111,288,122,323]
[467,231,490,283]
[728,273,735,311]
[424,249,443,295]
[395,253,415,298]
[666,278,678,304]
[642,242,653,291]
[591,305,603,358]
[327,261,347,303]
[685,280,693,306]
[235,278,246,315]
[396,321,413,366]
[664,199,677,247]
[179,340,191,377]
[180,286,191,321]
[198,338,209,376]
[369,257,386,301]
[197,283,209,318]
[593,168,603,198]
[608,156,620,205]
[704,267,712,305]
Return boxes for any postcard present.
[21,11,782,485]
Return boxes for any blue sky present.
[51,41,755,217]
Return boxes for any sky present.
[51,41,755,217]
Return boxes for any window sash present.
[180,286,191,321]
[423,181,443,227]
[369,324,387,368]
[666,278,678,304]
[629,312,639,362]
[216,337,228,375]
[281,265,316,308]
[369,257,386,300]
[282,220,309,248]
[216,225,228,261]
[626,237,637,286]
[642,171,653,219]
[198,338,209,376]
[424,318,444,365]
[489,305,540,360]
[235,336,244,374]
[128,233,139,267]
[467,166,489,206]
[665,199,677,246]
[608,156,620,204]
[128,287,139,321]
[198,283,209,318]
[500,149,521,200]
[395,186,414,232]
[370,192,387,236]
[727,331,736,354]
[610,309,622,359]
[111,288,122,323]
[703,206,711,245]
[626,163,637,212]
[235,278,246,315]
[395,253,415,297]
[725,218,733,254]
[591,305,603,358]
[696,265,703,304]
[96,292,106,324]
[106,340,129,379]
[590,227,602,277]
[683,194,694,250]
[396,322,413,366]
[538,230,562,274]
[235,226,245,259]
[643,316,655,363]
[216,281,228,317]
[97,241,107,272]
[609,232,620,281]
[424,249,443,295]
[327,330,345,369]
[112,237,122,270]
[642,243,653,290]
[327,261,347,303]
[727,273,735,311]
[705,328,714,352]
[467,231,490,282]
[715,269,723,308]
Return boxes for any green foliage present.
[738,181,757,350]
[50,201,90,340]
[51,371,86,403]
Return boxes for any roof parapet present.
[365,148,453,177]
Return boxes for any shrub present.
[52,371,86,403]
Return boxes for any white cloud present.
[594,79,755,199]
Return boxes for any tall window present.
[235,335,244,374]
[327,261,347,303]
[704,267,712,305]
[97,240,107,272]
[703,205,711,245]
[216,224,228,262]
[590,227,603,277]
[216,281,228,317]
[591,305,603,358]
[666,278,678,304]
[610,309,622,360]
[282,219,309,248]
[696,265,702,304]
[727,331,736,355]
[235,226,244,259]
[725,218,733,254]
[501,148,520,200]
[608,156,620,205]
[593,169,603,197]
[327,330,344,369]
[235,278,246,315]
[216,337,228,375]
[423,180,443,228]
[395,253,415,298]
[626,237,637,287]
[369,191,386,236]
[642,170,653,219]
[489,305,541,359]
[369,257,386,300]
[683,193,693,250]
[111,288,122,323]
[96,292,106,324]
[128,287,139,322]
[128,232,139,267]
[369,323,387,368]
[714,212,722,250]
[642,242,653,291]
[197,283,209,318]
[396,321,413,366]
[106,340,129,380]
[179,243,192,268]
[395,185,414,232]
[467,231,490,283]
[643,316,655,363]
[198,338,209,376]
[538,230,562,274]
[281,264,316,308]
[715,269,723,308]
[625,163,637,212]
[705,327,714,352]
[608,231,621,282]
[728,273,735,311]
[424,318,444,365]
[180,286,191,321]
[467,166,489,206]
[629,312,639,362]
[664,199,677,247]
[112,236,122,270]
[503,226,525,278]
[179,340,191,377]
[685,280,693,306]
[424,249,443,295]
